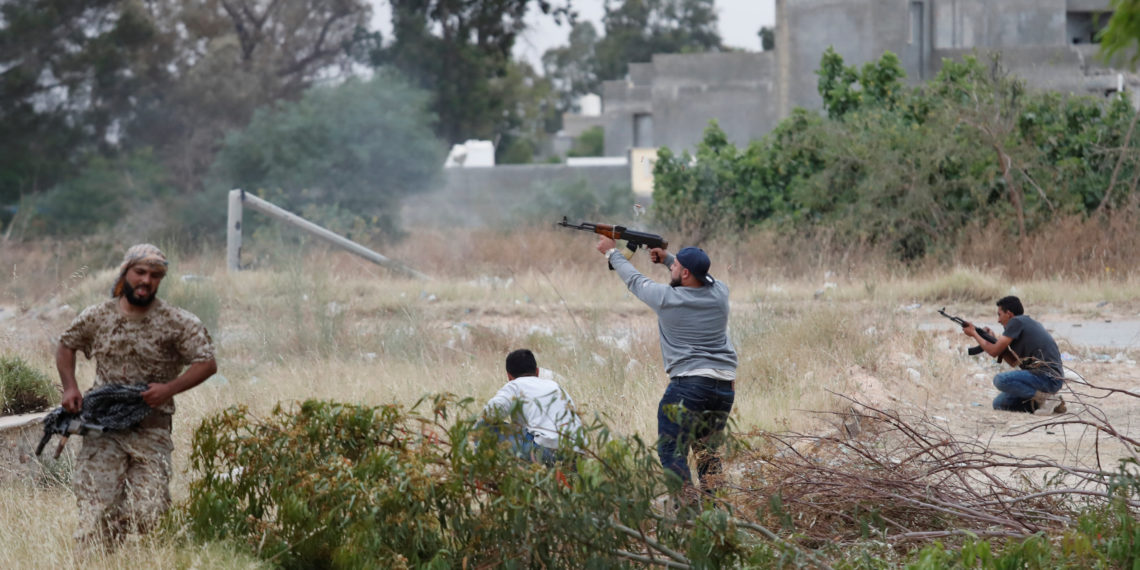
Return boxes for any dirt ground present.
[866,306,1140,477]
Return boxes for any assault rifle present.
[35,410,104,459]
[557,217,668,250]
[938,307,1001,357]
[34,384,151,459]
[558,217,669,270]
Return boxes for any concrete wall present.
[0,412,52,485]
[779,0,877,114]
[932,0,1067,50]
[777,0,931,111]
[602,79,653,156]
[932,46,1087,91]
[649,52,779,152]
[1066,0,1112,11]
[401,165,630,228]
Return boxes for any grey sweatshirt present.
[608,250,738,377]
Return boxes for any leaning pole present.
[226,189,429,280]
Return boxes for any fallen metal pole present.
[226,189,429,279]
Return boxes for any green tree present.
[595,0,722,82]
[369,0,571,146]
[818,47,906,119]
[22,149,174,238]
[568,126,605,157]
[0,0,373,236]
[0,0,165,210]
[131,0,372,191]
[491,60,561,163]
[210,72,445,241]
[542,21,601,112]
[759,26,775,51]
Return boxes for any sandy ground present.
[854,308,1140,478]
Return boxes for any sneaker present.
[1030,390,1049,413]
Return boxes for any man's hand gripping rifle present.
[557,217,668,269]
[938,308,1005,361]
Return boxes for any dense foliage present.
[652,50,1140,261]
[181,397,1140,568]
[184,397,799,569]
[0,0,377,239]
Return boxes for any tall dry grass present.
[956,207,1140,280]
[1,219,1139,567]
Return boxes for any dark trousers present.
[657,376,735,490]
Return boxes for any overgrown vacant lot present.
[2,229,1139,568]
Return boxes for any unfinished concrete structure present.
[594,0,1127,157]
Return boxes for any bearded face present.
[123,279,158,307]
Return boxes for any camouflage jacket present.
[59,298,215,415]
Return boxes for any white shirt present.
[483,376,583,449]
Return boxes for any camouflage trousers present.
[73,427,173,547]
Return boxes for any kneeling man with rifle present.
[960,296,1065,414]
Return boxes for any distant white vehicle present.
[445,140,495,168]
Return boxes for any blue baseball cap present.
[675,247,714,285]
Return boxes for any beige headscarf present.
[111,243,168,297]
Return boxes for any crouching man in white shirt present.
[481,349,583,465]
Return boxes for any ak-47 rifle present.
[557,217,668,250]
[557,217,668,269]
[35,384,152,459]
[938,307,1004,359]
[35,409,104,459]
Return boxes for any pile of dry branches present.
[732,379,1140,546]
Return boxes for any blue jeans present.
[479,423,559,465]
[657,377,735,489]
[993,369,1063,412]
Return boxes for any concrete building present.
[588,0,1129,158]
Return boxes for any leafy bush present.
[21,149,174,238]
[499,137,536,164]
[568,126,605,157]
[0,356,55,415]
[183,396,804,569]
[652,50,1140,263]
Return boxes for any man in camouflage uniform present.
[56,244,217,550]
